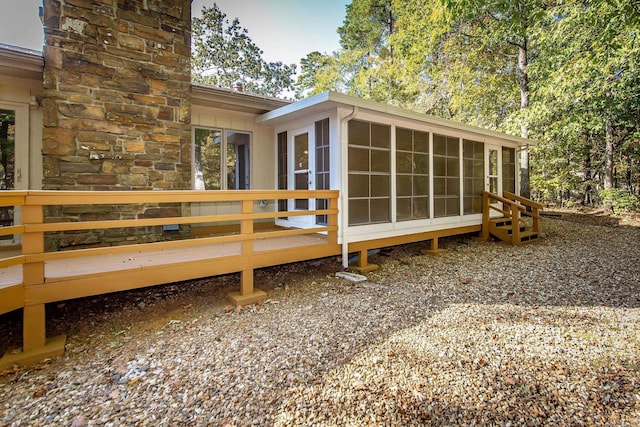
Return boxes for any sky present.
[0,0,349,69]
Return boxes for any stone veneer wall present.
[41,0,192,191]
[40,0,192,250]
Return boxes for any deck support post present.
[0,203,66,369]
[421,237,447,255]
[350,249,378,273]
[227,199,266,307]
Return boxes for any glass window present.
[433,134,460,217]
[502,147,516,194]
[194,127,250,190]
[348,120,390,225]
[395,127,430,221]
[0,109,15,239]
[463,139,484,214]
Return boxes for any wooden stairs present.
[481,191,544,245]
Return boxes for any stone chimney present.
[41,0,192,191]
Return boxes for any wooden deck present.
[0,189,540,368]
[0,190,340,368]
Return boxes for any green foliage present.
[599,189,640,213]
[293,0,640,210]
[191,4,295,97]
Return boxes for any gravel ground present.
[1,217,639,426]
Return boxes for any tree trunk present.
[604,116,614,190]
[582,146,592,206]
[518,40,530,198]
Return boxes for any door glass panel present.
[488,147,499,195]
[294,133,309,209]
[294,133,308,171]
[226,131,250,190]
[0,109,15,237]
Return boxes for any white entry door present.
[485,144,502,210]
[289,126,315,228]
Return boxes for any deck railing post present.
[532,206,540,234]
[240,199,254,296]
[512,203,521,245]
[328,195,338,244]
[21,203,46,351]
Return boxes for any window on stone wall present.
[193,127,251,190]
[396,127,429,221]
[433,134,460,217]
[502,146,516,194]
[463,139,485,214]
[348,119,391,226]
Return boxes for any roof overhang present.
[257,91,535,146]
[191,83,291,115]
[0,44,44,81]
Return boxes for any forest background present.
[192,0,640,212]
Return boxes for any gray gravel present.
[1,218,639,426]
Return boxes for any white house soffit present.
[257,91,534,146]
[0,43,43,81]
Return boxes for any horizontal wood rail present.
[0,189,340,368]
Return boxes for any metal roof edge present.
[191,83,290,112]
[258,91,535,145]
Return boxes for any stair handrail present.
[482,191,524,241]
[503,191,544,235]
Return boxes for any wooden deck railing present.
[504,191,544,236]
[481,191,543,244]
[0,190,339,366]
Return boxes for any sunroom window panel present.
[463,139,484,214]
[371,123,390,148]
[433,134,460,218]
[397,198,412,221]
[349,173,369,198]
[348,120,391,226]
[397,175,412,197]
[370,198,390,223]
[433,178,446,196]
[371,150,390,173]
[396,127,412,151]
[349,120,370,146]
[413,197,428,218]
[433,157,446,177]
[414,131,429,153]
[446,198,460,216]
[433,135,447,155]
[348,147,369,171]
[371,175,390,197]
[414,175,428,196]
[414,153,428,173]
[349,199,369,225]
[397,152,413,174]
[395,127,430,222]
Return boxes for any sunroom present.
[256,91,528,268]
